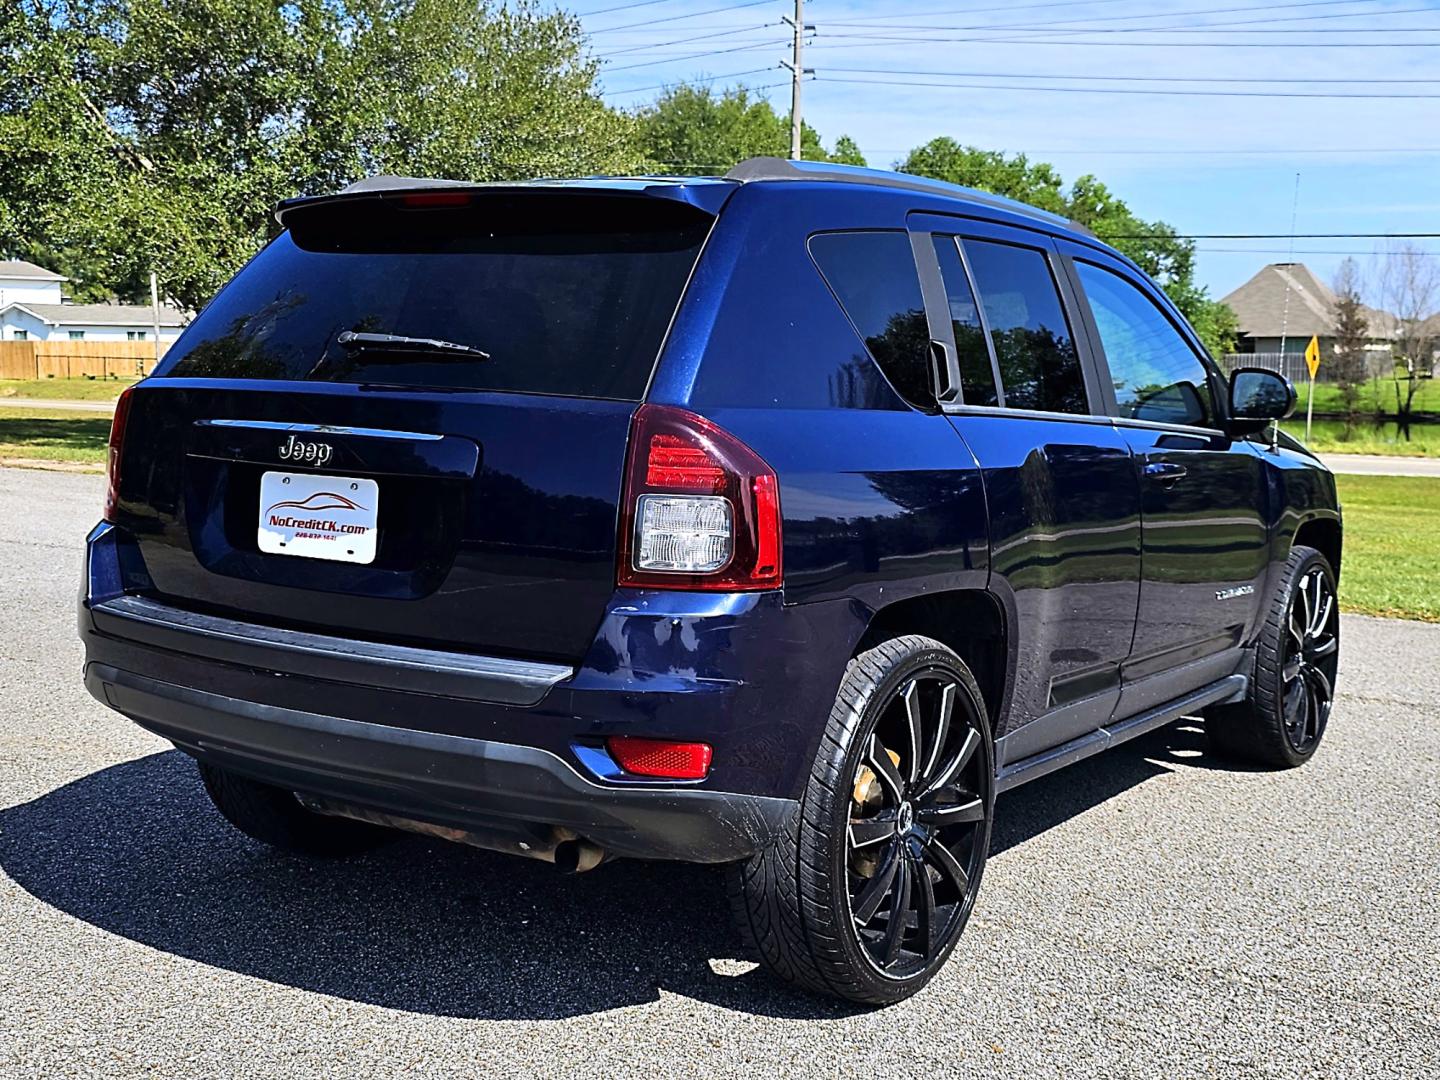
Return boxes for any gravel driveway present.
[2,467,1436,1079]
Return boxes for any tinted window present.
[931,236,999,407]
[157,197,709,399]
[963,240,1086,415]
[1075,261,1213,427]
[810,231,932,407]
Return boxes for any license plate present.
[258,471,379,564]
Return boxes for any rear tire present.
[728,635,994,1006]
[1207,544,1339,769]
[198,762,391,856]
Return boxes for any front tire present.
[1207,544,1339,768]
[728,635,994,1005]
[198,763,392,856]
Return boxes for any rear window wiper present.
[336,330,491,361]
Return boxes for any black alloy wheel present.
[1207,544,1339,769]
[1281,563,1339,755]
[845,672,989,980]
[728,635,994,1005]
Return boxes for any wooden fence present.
[0,341,171,381]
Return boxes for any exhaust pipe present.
[300,796,608,872]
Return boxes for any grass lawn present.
[1334,475,1440,622]
[1292,374,1440,417]
[0,377,137,402]
[1280,418,1440,458]
[0,408,112,467]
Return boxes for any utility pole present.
[781,0,814,161]
[149,271,162,377]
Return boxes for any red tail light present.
[103,386,135,523]
[607,736,713,780]
[398,191,473,208]
[618,404,782,591]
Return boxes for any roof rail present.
[724,157,1092,235]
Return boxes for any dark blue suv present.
[80,158,1341,1005]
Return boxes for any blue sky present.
[570,0,1440,302]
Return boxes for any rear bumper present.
[85,661,793,862]
[80,523,866,862]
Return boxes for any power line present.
[590,0,776,36]
[1195,247,1421,254]
[573,0,678,16]
[603,39,785,74]
[820,75,1440,99]
[831,0,1159,23]
[815,5,1440,36]
[602,23,778,58]
[806,32,1440,49]
[602,67,778,95]
[825,65,1440,85]
[826,0,1440,34]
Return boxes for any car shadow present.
[0,721,1230,1020]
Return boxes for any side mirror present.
[1228,367,1296,435]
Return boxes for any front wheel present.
[728,635,994,1005]
[1207,544,1339,768]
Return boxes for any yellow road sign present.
[1305,335,1321,379]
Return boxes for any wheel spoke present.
[923,834,971,898]
[867,735,905,804]
[913,856,937,959]
[921,682,955,788]
[1299,575,1316,637]
[1311,590,1334,639]
[1306,664,1333,710]
[1310,634,1339,659]
[919,725,978,799]
[1289,681,1310,740]
[917,790,985,827]
[852,843,899,925]
[902,680,923,785]
[849,814,896,849]
[880,858,912,967]
[1282,656,1302,684]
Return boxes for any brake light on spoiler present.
[618,404,781,591]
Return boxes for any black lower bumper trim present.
[86,662,795,864]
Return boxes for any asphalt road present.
[2,467,1437,1080]
[1317,453,1440,478]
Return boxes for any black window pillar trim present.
[909,227,964,410]
[1047,241,1113,420]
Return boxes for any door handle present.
[1144,461,1188,485]
[929,340,961,404]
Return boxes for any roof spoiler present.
[274,174,734,227]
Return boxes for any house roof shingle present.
[1221,262,1396,340]
[0,260,68,282]
[2,301,188,327]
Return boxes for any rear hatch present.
[107,184,721,663]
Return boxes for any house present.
[1222,262,1394,357]
[0,260,187,343]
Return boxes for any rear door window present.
[809,231,933,408]
[963,240,1088,415]
[1074,260,1214,428]
[930,236,999,407]
[156,196,711,400]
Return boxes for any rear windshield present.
[155,194,711,399]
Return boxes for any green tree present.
[1,0,640,311]
[1330,258,1370,425]
[898,139,1237,358]
[635,83,866,174]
